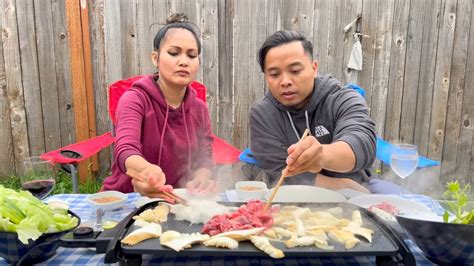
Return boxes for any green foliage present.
[442,181,474,224]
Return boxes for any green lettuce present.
[0,185,78,244]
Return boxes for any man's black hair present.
[257,30,313,72]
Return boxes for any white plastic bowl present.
[87,191,127,212]
[235,181,267,201]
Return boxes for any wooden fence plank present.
[119,0,137,78]
[313,0,330,75]
[359,0,377,109]
[442,0,471,185]
[80,0,99,172]
[217,0,234,142]
[457,0,474,184]
[0,30,15,177]
[199,0,219,133]
[104,0,122,86]
[136,0,154,75]
[34,0,62,152]
[1,0,29,174]
[52,0,75,147]
[152,0,169,48]
[413,0,442,156]
[233,0,266,149]
[263,0,279,44]
[384,0,410,143]
[370,0,395,173]
[370,0,394,138]
[341,0,362,84]
[65,0,93,181]
[428,0,457,162]
[88,0,111,177]
[16,0,45,156]
[326,0,344,80]
[399,0,426,143]
[277,0,314,37]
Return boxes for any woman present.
[103,13,216,197]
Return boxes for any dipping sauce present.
[93,196,122,204]
[239,185,263,191]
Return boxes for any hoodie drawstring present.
[286,110,311,140]
[182,102,192,174]
[158,104,170,165]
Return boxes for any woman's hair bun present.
[166,13,189,24]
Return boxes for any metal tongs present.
[126,168,188,205]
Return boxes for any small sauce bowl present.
[235,181,267,201]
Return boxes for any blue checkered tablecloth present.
[0,193,436,265]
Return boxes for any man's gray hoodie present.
[249,74,376,186]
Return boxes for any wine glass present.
[21,156,57,199]
[390,144,419,195]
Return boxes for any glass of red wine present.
[21,157,57,199]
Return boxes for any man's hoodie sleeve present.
[330,89,376,172]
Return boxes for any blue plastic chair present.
[240,84,440,168]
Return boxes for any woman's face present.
[153,28,200,88]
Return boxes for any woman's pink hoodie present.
[103,74,214,193]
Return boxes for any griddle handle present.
[104,201,163,263]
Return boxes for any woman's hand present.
[126,163,167,198]
[186,169,217,195]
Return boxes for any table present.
[0,193,436,265]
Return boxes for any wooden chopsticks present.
[264,128,310,211]
[125,168,187,205]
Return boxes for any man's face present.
[264,41,318,110]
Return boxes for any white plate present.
[348,194,433,217]
[87,191,128,212]
[264,185,347,203]
[337,188,368,199]
[134,188,220,207]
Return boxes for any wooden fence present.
[1,0,473,194]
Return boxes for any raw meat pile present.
[368,202,400,215]
[201,200,274,235]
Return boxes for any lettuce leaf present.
[0,185,78,244]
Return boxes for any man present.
[249,30,375,193]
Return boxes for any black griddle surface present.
[121,202,399,258]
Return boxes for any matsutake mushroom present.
[250,236,285,259]
[121,223,162,246]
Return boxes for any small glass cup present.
[390,144,419,195]
[21,156,57,199]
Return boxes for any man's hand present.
[127,164,167,198]
[315,174,369,193]
[286,136,324,176]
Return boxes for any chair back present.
[108,75,207,125]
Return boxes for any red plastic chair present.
[42,76,241,192]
